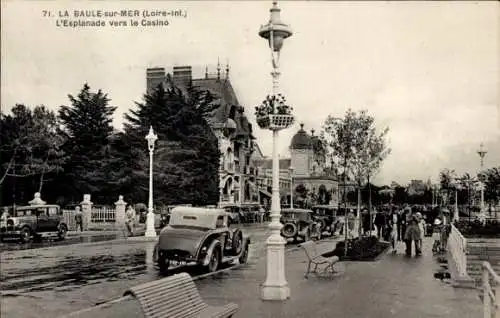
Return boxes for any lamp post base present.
[145,211,157,238]
[261,231,290,301]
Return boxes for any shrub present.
[454,219,500,238]
[323,236,389,261]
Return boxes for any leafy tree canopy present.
[322,109,391,184]
[0,104,66,195]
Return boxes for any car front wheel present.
[58,224,68,240]
[232,230,243,255]
[20,227,32,243]
[207,247,221,273]
[239,243,249,264]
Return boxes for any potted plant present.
[255,94,294,130]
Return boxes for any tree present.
[0,104,66,202]
[322,109,390,233]
[123,79,220,206]
[480,166,500,210]
[58,84,117,199]
[439,168,457,206]
[393,186,408,205]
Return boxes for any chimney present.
[146,67,166,94]
[173,66,192,87]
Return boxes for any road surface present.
[0,226,274,318]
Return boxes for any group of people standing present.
[361,205,450,256]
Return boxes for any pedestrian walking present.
[75,206,83,232]
[397,207,404,241]
[404,216,421,256]
[389,210,399,253]
[374,210,386,240]
[439,208,451,252]
[415,212,425,254]
[347,209,356,238]
[432,217,442,254]
[125,205,136,236]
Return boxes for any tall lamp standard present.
[477,143,487,218]
[145,126,158,238]
[289,166,294,208]
[453,178,460,223]
[257,1,293,301]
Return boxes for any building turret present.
[290,123,314,177]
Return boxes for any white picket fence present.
[90,207,116,223]
[62,209,78,231]
[62,206,117,231]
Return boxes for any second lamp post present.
[145,126,158,238]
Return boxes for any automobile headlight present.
[7,218,17,226]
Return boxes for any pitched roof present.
[192,78,253,137]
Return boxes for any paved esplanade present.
[1,226,482,318]
[74,237,480,318]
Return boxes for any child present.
[432,218,442,254]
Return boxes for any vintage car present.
[154,206,251,274]
[311,205,337,237]
[0,204,68,243]
[280,208,321,242]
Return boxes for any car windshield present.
[169,212,218,230]
[13,209,38,217]
[282,212,298,219]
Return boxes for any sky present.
[1,1,499,185]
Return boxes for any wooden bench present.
[300,241,340,278]
[123,272,238,318]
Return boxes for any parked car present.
[154,206,251,274]
[311,205,337,237]
[280,208,321,242]
[0,204,68,243]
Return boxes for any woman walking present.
[404,215,421,256]
[415,212,425,255]
[389,209,399,253]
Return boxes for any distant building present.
[406,179,426,196]
[146,64,261,208]
[253,123,339,208]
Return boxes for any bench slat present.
[196,303,239,318]
[132,280,202,302]
[170,303,208,318]
[128,276,194,294]
[145,301,207,318]
[141,291,206,317]
[124,272,238,318]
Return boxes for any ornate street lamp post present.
[453,178,460,223]
[145,126,158,237]
[257,1,293,301]
[477,143,487,219]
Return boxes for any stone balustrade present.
[449,223,469,278]
[481,261,500,318]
